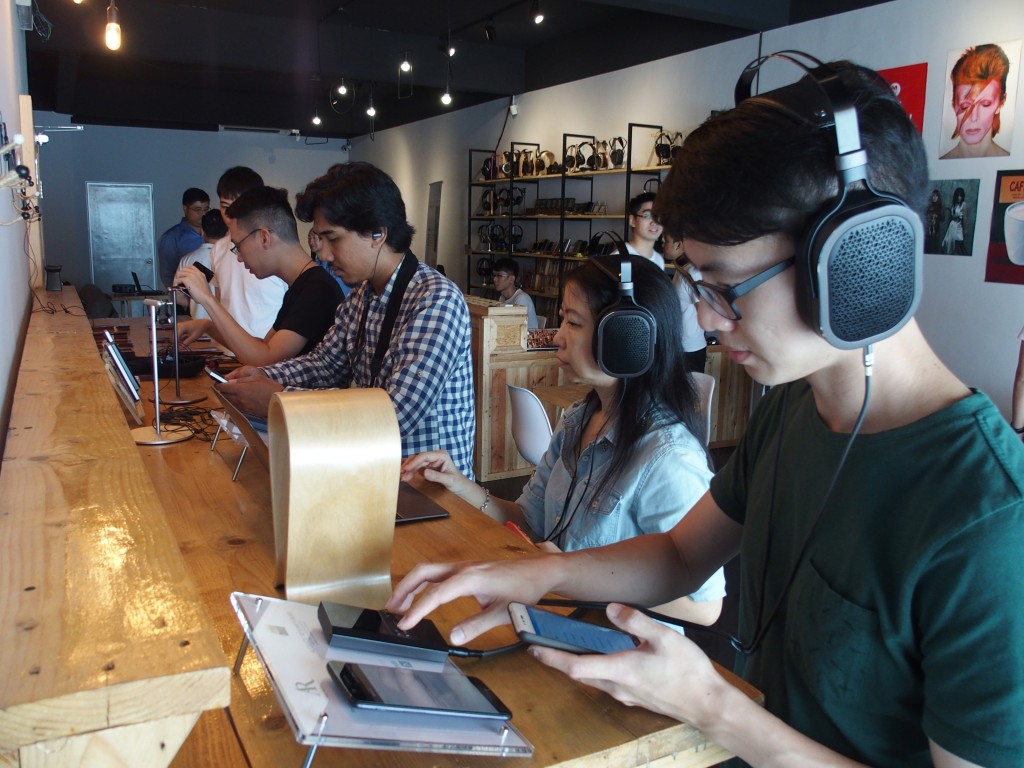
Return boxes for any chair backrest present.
[691,372,715,446]
[506,384,554,465]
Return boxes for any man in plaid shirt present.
[221,162,476,478]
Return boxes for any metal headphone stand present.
[149,287,207,406]
[132,298,193,446]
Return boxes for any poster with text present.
[924,179,981,256]
[985,169,1024,285]
[939,40,1020,160]
[878,63,927,134]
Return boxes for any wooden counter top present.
[0,289,229,765]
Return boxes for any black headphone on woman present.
[586,232,657,378]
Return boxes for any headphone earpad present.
[797,193,923,349]
[595,303,657,378]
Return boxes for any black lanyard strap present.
[365,251,418,387]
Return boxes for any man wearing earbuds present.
[220,162,476,479]
[387,57,1024,766]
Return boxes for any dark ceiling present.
[23,0,889,139]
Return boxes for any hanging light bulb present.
[441,61,452,106]
[105,0,122,50]
[73,0,84,4]
[337,79,347,96]
[366,87,376,118]
[530,0,544,24]
[312,110,322,126]
[399,51,412,73]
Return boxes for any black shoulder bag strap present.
[370,250,418,386]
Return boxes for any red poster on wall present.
[877,63,928,134]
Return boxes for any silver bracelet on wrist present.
[480,487,491,512]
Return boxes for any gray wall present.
[32,118,348,289]
[0,0,31,450]
[5,0,1024,437]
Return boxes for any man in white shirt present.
[625,192,665,270]
[210,166,287,338]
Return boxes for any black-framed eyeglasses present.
[230,228,270,255]
[491,272,513,279]
[631,210,654,220]
[678,256,796,320]
[188,204,211,214]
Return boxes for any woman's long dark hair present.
[563,254,708,502]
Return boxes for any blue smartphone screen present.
[525,606,638,653]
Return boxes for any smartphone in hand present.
[508,602,640,654]
[204,366,228,383]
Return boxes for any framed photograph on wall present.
[938,40,1021,160]
[985,169,1024,285]
[924,178,981,256]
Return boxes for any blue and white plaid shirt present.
[261,256,476,478]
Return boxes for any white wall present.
[355,0,1023,418]
[0,0,31,451]
[761,0,1023,418]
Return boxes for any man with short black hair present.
[387,57,1024,767]
[174,186,343,367]
[624,191,665,270]
[209,166,287,338]
[221,163,476,478]
[157,187,209,289]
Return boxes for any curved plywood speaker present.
[268,388,400,608]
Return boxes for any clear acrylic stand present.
[229,592,533,763]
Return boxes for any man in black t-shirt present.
[174,186,343,366]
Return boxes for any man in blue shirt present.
[157,188,209,289]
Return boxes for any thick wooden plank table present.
[0,290,230,767]
[107,316,762,768]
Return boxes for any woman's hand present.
[401,450,478,503]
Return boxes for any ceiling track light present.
[105,0,121,50]
[530,0,543,24]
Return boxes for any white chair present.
[692,372,715,446]
[507,384,554,465]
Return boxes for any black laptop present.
[131,271,165,296]
[396,482,450,524]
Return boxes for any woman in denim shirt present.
[401,254,724,625]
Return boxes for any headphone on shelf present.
[609,136,626,167]
[654,130,673,164]
[586,231,657,378]
[520,150,534,176]
[578,141,597,171]
[563,144,578,170]
[643,178,661,195]
[734,50,922,349]
[510,186,526,208]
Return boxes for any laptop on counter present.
[131,271,165,296]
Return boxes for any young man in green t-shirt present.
[387,55,1024,767]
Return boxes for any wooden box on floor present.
[466,297,561,482]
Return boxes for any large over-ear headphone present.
[735,50,922,350]
[586,231,657,379]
